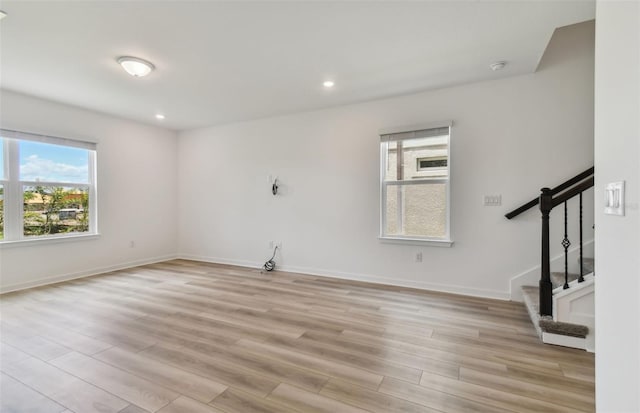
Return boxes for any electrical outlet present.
[276,242,282,250]
[415,252,423,262]
[268,240,274,249]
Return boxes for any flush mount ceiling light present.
[0,10,7,20]
[117,56,155,77]
[155,114,165,120]
[323,80,335,88]
[489,61,507,71]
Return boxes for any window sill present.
[0,233,101,249]
[379,236,454,247]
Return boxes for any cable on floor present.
[262,245,278,272]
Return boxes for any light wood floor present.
[0,260,595,413]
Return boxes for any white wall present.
[177,21,595,299]
[0,90,178,292]
[594,1,640,411]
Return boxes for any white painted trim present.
[384,179,449,186]
[178,253,510,300]
[0,253,178,294]
[179,254,260,271]
[378,237,453,247]
[552,273,594,298]
[0,233,101,249]
[542,331,588,351]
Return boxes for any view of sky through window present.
[19,141,89,183]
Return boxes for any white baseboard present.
[1,251,513,301]
[178,253,511,301]
[0,253,179,294]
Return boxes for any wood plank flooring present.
[0,260,595,413]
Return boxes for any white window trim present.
[0,131,98,244]
[378,236,453,247]
[379,122,453,246]
[0,233,101,249]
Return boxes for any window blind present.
[379,121,451,143]
[0,129,97,150]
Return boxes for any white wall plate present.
[604,181,625,216]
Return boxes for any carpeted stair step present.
[551,257,595,289]
[522,286,544,338]
[551,272,580,289]
[583,257,594,274]
[521,285,589,339]
[539,319,589,338]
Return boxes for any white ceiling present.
[0,1,595,131]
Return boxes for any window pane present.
[0,184,3,240]
[23,186,90,236]
[385,183,447,238]
[418,157,447,169]
[20,141,89,183]
[383,136,448,181]
[386,185,399,235]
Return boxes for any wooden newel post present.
[539,187,553,317]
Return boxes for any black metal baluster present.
[579,192,584,283]
[562,201,571,289]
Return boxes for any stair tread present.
[551,272,581,289]
[551,255,595,288]
[539,318,589,338]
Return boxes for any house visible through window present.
[0,130,97,242]
[380,123,451,242]
[417,157,447,171]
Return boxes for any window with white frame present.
[0,130,97,242]
[380,123,451,242]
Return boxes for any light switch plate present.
[483,195,502,206]
[604,181,625,216]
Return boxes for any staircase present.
[521,258,594,351]
[506,167,595,351]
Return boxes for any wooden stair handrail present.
[505,167,594,219]
[551,177,595,209]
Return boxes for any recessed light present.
[0,10,7,20]
[323,80,335,88]
[117,56,155,77]
[489,61,507,71]
[155,114,165,120]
